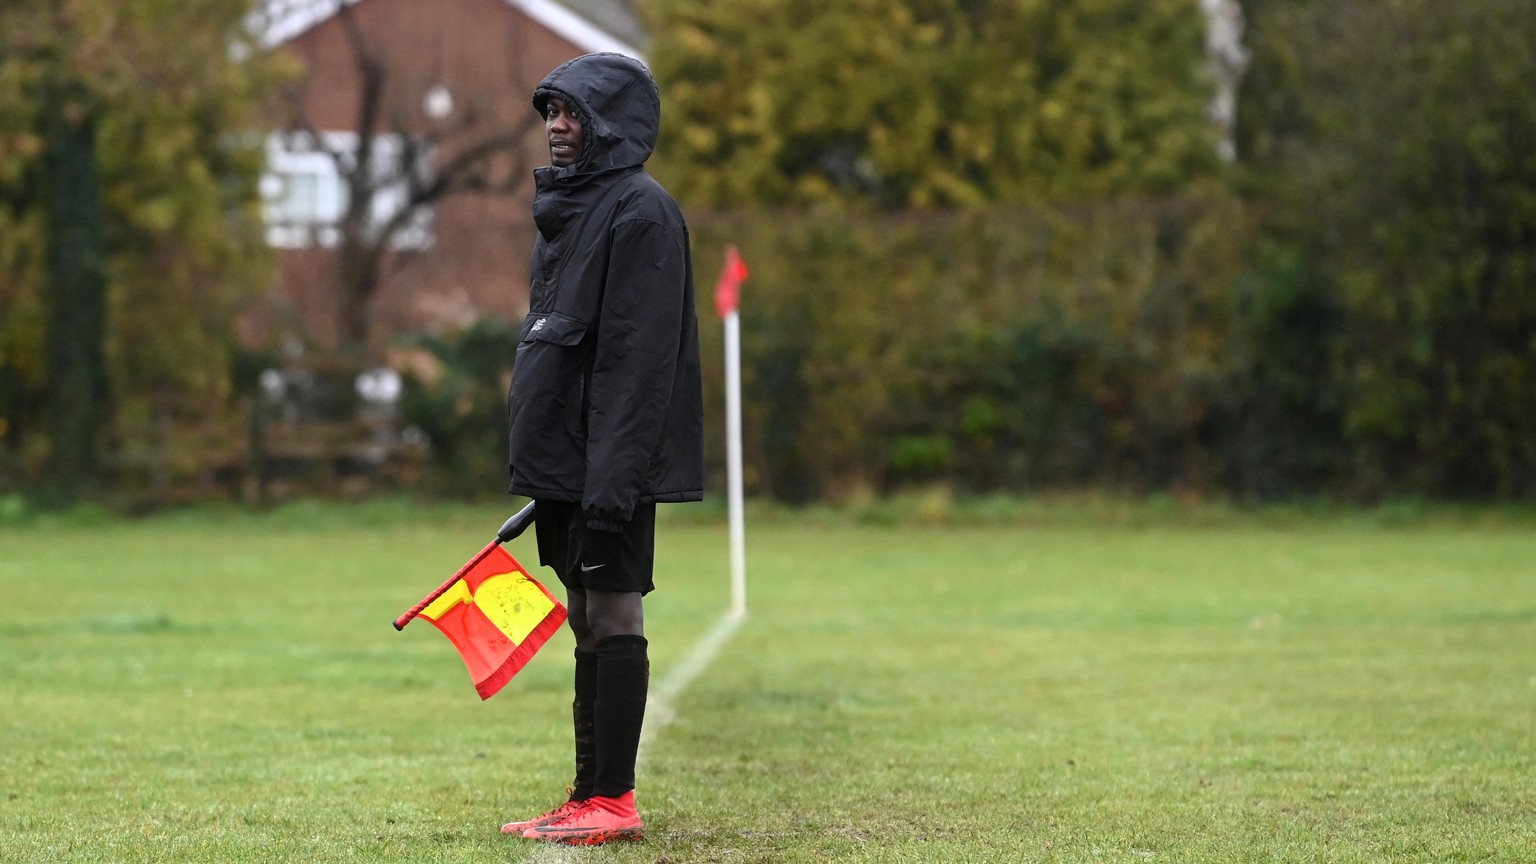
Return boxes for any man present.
[499,52,704,846]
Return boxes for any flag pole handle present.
[495,501,537,544]
[392,502,537,631]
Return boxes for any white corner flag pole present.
[638,247,749,762]
[723,306,747,620]
[716,244,749,620]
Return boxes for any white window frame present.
[261,131,435,251]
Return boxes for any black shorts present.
[533,499,656,595]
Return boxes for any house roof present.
[256,0,646,59]
[524,0,648,57]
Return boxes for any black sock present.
[571,648,597,800]
[592,634,649,798]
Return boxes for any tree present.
[259,0,540,352]
[39,75,109,507]
[0,9,55,493]
[644,0,1219,209]
[1239,0,1536,498]
[0,3,110,505]
[0,0,287,503]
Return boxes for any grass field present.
[2,500,1534,862]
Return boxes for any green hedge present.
[689,192,1532,504]
[690,199,1259,502]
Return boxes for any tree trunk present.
[40,88,108,508]
[1202,0,1251,162]
[337,236,381,352]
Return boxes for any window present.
[261,131,434,250]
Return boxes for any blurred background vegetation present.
[1,0,1533,511]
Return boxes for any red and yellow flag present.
[418,545,566,699]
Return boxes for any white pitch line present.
[639,609,746,762]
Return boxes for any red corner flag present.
[416,545,566,699]
[714,244,749,319]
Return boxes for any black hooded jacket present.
[507,53,704,529]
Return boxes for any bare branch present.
[266,0,544,347]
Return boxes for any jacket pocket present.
[520,311,588,346]
[508,311,591,489]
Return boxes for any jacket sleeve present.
[582,214,688,529]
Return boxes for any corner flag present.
[715,244,748,319]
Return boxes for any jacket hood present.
[533,53,659,177]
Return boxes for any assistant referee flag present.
[417,545,566,699]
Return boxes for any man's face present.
[545,97,584,167]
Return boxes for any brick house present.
[246,0,647,353]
